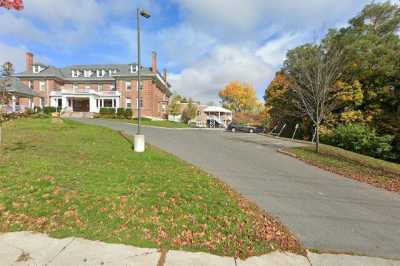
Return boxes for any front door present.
[72,98,90,112]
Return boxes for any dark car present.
[227,123,264,133]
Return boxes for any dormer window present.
[33,65,42,73]
[130,65,138,73]
[72,70,80,77]
[84,70,92,78]
[97,69,105,78]
[108,69,117,76]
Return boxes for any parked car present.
[227,123,264,133]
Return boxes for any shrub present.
[33,106,42,113]
[322,123,395,160]
[124,108,133,119]
[117,108,125,118]
[99,108,116,118]
[42,107,58,114]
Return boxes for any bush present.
[322,123,395,160]
[99,108,116,118]
[124,108,132,119]
[42,107,60,114]
[117,108,125,118]
[33,106,42,113]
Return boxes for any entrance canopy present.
[203,106,232,114]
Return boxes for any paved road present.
[75,119,400,259]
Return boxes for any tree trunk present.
[315,122,320,153]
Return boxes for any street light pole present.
[134,8,151,153]
[136,7,141,135]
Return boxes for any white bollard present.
[134,134,145,153]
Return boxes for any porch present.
[50,89,120,113]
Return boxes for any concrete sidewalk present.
[1,232,399,266]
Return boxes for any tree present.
[0,62,14,145]
[181,99,198,123]
[219,81,258,112]
[284,44,343,153]
[0,0,24,10]
[168,95,182,116]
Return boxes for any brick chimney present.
[163,68,167,81]
[26,52,33,72]
[151,51,157,73]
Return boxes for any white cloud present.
[0,43,27,72]
[169,45,275,103]
[256,34,305,67]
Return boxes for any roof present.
[15,64,155,81]
[0,77,37,97]
[14,63,171,95]
[203,106,232,113]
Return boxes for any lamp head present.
[140,9,151,18]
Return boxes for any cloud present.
[0,43,27,72]
[169,45,275,103]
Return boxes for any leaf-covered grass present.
[129,119,190,128]
[0,118,302,258]
[285,144,400,193]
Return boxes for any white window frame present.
[39,81,46,92]
[28,81,33,89]
[84,70,92,78]
[126,98,132,108]
[72,70,80,78]
[97,69,105,78]
[33,65,41,73]
[126,81,131,90]
[98,84,103,91]
[130,65,138,73]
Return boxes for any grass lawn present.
[284,144,400,193]
[97,117,190,128]
[0,118,301,258]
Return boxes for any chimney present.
[163,68,167,81]
[151,51,157,73]
[26,52,33,72]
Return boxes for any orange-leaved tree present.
[218,81,258,112]
[0,0,24,10]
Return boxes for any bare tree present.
[0,62,14,145]
[285,45,343,153]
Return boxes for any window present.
[84,70,92,78]
[126,81,131,90]
[98,84,103,91]
[28,81,33,89]
[130,65,138,73]
[72,84,78,90]
[72,70,80,77]
[85,85,91,90]
[103,99,113,107]
[39,81,46,91]
[126,98,131,108]
[33,65,41,73]
[97,69,105,77]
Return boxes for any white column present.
[28,98,32,109]
[62,96,68,110]
[89,96,97,113]
[116,97,120,109]
[11,96,16,113]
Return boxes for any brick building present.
[14,52,171,118]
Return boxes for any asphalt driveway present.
[74,119,400,259]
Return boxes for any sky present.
[0,0,386,103]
